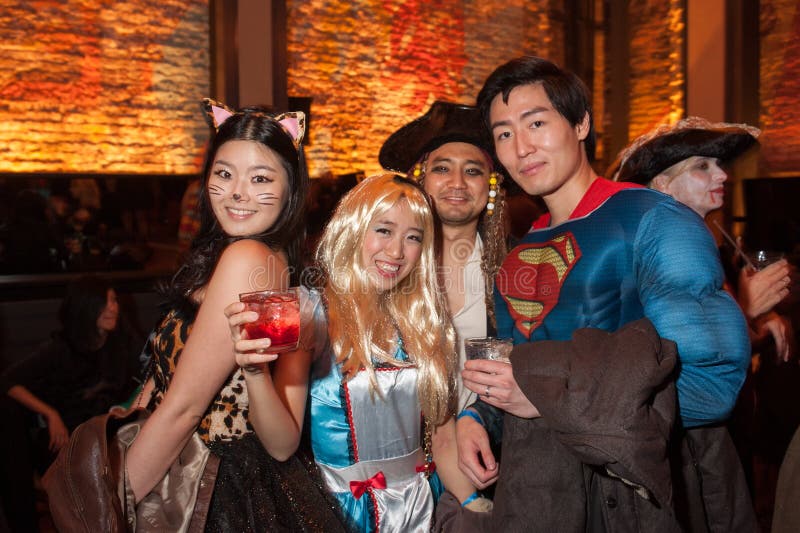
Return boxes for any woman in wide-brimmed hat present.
[611,115,793,360]
[612,116,798,530]
[611,116,760,218]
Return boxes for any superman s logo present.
[496,233,581,338]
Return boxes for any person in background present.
[379,101,508,412]
[0,275,142,532]
[69,177,102,211]
[228,173,488,531]
[612,116,796,530]
[611,116,793,361]
[126,99,344,531]
[445,56,753,531]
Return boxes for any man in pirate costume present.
[380,101,508,414]
[437,57,754,531]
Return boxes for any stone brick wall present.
[625,0,685,142]
[4,0,797,180]
[286,0,566,177]
[759,0,800,175]
[0,0,210,174]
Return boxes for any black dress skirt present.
[205,433,347,532]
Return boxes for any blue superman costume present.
[475,177,749,431]
[449,178,754,531]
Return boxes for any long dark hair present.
[60,275,113,352]
[165,106,309,309]
[477,56,596,161]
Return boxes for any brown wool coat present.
[437,319,681,532]
[437,318,756,532]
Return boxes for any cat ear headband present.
[202,98,306,148]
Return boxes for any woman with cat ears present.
[127,100,346,531]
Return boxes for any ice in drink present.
[239,289,300,353]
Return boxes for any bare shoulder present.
[212,239,290,293]
[216,238,274,260]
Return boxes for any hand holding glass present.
[465,337,513,363]
[746,250,784,271]
[238,288,300,353]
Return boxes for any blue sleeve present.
[468,398,505,445]
[635,201,749,427]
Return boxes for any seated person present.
[0,275,143,531]
[1,274,143,453]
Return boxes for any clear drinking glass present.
[464,337,514,363]
[746,250,784,271]
[238,287,300,353]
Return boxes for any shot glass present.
[238,287,300,353]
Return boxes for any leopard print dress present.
[148,308,250,443]
[145,306,345,532]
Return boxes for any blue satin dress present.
[308,337,442,532]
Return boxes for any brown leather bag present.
[42,408,219,532]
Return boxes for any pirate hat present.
[379,101,491,174]
[610,116,760,185]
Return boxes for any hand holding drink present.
[745,250,784,271]
[238,288,300,353]
[465,337,513,363]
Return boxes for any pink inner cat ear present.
[279,117,300,140]
[275,111,306,146]
[212,106,234,129]
[202,98,236,131]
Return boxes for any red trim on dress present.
[368,488,381,532]
[342,380,359,462]
[343,364,418,532]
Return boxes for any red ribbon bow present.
[349,471,387,499]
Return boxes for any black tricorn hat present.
[609,117,760,185]
[379,101,492,174]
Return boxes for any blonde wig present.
[316,173,457,425]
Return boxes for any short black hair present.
[477,56,596,160]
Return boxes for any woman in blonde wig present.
[227,173,485,531]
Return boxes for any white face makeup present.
[653,156,728,217]
[207,140,290,237]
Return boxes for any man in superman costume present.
[436,57,754,532]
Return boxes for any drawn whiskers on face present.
[257,193,279,205]
[208,184,225,196]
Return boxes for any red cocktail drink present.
[239,288,300,353]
